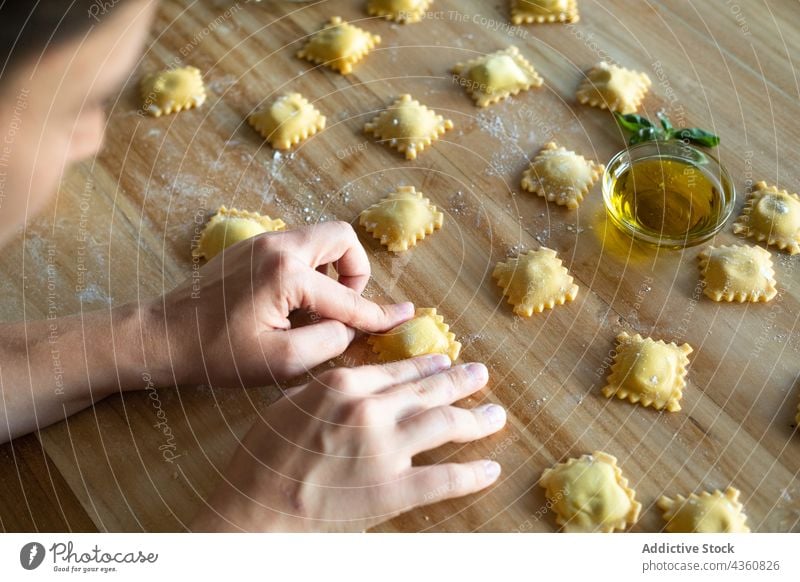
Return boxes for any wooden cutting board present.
[1,0,798,533]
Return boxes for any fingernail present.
[427,354,451,369]
[479,404,506,427]
[464,362,488,382]
[392,302,415,318]
[484,460,501,480]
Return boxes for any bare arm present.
[0,222,412,444]
[0,303,159,443]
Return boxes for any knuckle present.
[330,220,356,238]
[319,368,355,391]
[434,406,458,433]
[348,398,381,426]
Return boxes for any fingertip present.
[464,362,489,384]
[391,301,415,320]
[426,353,451,370]
[483,460,501,482]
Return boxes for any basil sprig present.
[614,112,720,148]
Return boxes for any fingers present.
[382,363,489,419]
[278,222,371,292]
[264,320,355,380]
[398,403,507,456]
[373,354,453,385]
[303,271,414,333]
[403,460,502,508]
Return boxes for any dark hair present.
[0,1,128,79]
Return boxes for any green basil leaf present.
[630,126,659,144]
[677,128,721,147]
[615,112,654,132]
[657,111,674,132]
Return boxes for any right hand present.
[192,355,506,532]
[146,221,414,387]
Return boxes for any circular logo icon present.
[19,542,45,570]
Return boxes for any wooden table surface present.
[1,0,798,533]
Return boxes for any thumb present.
[303,271,414,333]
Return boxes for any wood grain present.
[0,0,798,532]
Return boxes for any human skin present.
[0,0,506,531]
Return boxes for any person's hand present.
[144,222,413,387]
[192,355,506,532]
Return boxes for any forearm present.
[0,301,169,443]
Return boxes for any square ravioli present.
[511,0,579,24]
[699,244,777,303]
[493,248,579,316]
[452,46,543,107]
[194,206,286,260]
[733,181,800,255]
[602,332,692,412]
[368,307,461,362]
[367,0,433,23]
[521,141,603,209]
[539,451,641,533]
[297,16,380,75]
[248,92,326,150]
[576,61,651,114]
[140,66,206,117]
[364,94,454,160]
[657,487,750,533]
[359,186,443,252]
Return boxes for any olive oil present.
[608,157,725,239]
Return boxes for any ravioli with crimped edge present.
[576,61,651,114]
[657,487,750,533]
[602,332,692,412]
[733,181,800,255]
[452,46,543,107]
[366,0,433,23]
[368,307,461,362]
[359,186,443,253]
[699,244,777,303]
[248,93,326,151]
[539,451,641,533]
[297,16,380,75]
[493,248,579,316]
[511,0,579,24]
[364,94,453,160]
[521,141,604,209]
[194,206,286,260]
[140,66,206,117]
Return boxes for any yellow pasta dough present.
[368,307,461,362]
[248,93,326,150]
[493,248,579,316]
[364,94,454,160]
[576,61,651,114]
[657,488,750,533]
[452,46,543,107]
[733,181,800,255]
[602,332,692,412]
[699,244,777,303]
[511,0,579,24]
[367,0,432,23]
[359,186,443,252]
[140,66,206,117]
[297,16,380,75]
[521,141,604,209]
[194,206,286,260]
[539,451,641,533]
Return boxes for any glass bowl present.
[601,141,735,248]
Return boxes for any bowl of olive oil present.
[602,141,735,248]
